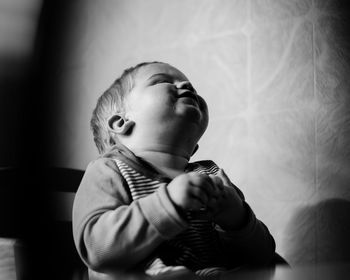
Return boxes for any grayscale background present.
[1,0,350,277]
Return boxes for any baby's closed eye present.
[153,79,172,85]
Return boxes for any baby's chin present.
[175,102,208,123]
[179,111,208,141]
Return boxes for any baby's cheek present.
[198,96,209,122]
[197,96,208,111]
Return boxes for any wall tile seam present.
[310,0,318,265]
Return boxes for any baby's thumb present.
[217,169,232,187]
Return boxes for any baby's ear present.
[108,114,134,135]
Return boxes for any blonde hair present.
[90,62,161,154]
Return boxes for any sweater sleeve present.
[72,158,188,273]
[216,201,276,267]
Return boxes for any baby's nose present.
[176,81,195,92]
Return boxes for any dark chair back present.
[0,167,87,280]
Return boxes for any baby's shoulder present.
[80,157,132,201]
[86,156,121,175]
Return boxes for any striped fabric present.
[115,159,223,274]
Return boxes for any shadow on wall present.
[285,198,350,266]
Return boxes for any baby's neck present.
[134,150,189,178]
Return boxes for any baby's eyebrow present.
[147,73,173,81]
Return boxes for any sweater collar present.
[104,144,173,183]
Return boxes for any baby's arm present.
[213,170,276,266]
[72,158,188,273]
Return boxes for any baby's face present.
[125,63,209,136]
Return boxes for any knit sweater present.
[72,145,276,278]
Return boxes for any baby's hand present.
[167,172,221,212]
[208,169,247,230]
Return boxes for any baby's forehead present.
[135,63,189,82]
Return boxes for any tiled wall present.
[55,0,350,266]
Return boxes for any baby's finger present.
[209,175,224,191]
[208,176,225,200]
[205,200,220,217]
[187,198,205,211]
[191,208,213,220]
[190,173,219,198]
[217,169,236,188]
[202,176,222,199]
[206,196,219,209]
[189,185,210,206]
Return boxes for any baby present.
[72,61,276,279]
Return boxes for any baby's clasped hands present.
[166,172,221,213]
[167,169,247,230]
